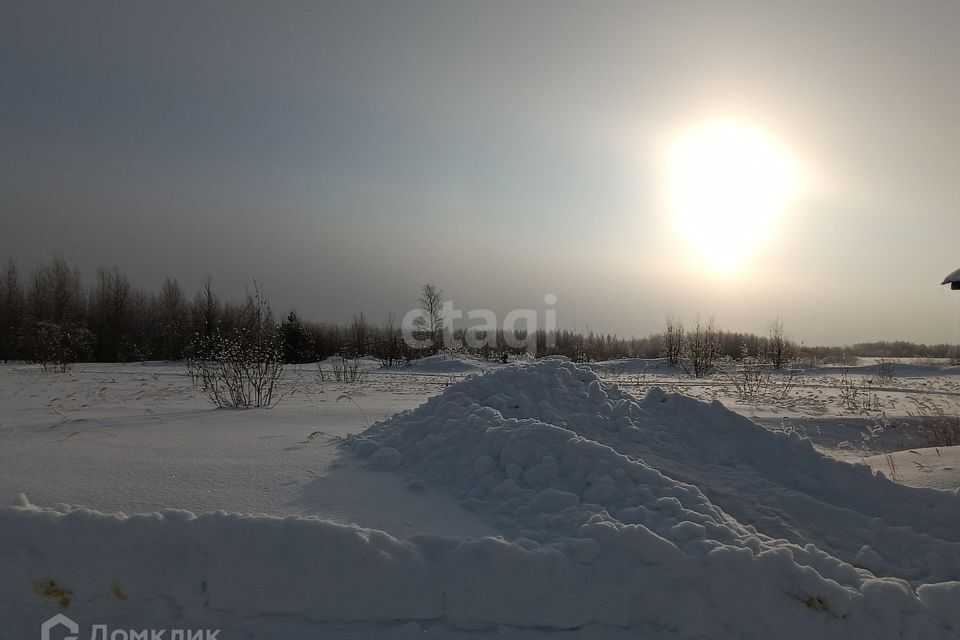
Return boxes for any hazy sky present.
[3,1,960,345]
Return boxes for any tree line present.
[0,256,956,368]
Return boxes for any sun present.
[665,120,800,276]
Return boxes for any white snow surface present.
[862,446,960,492]
[3,360,960,638]
[0,363,487,539]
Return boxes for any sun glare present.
[666,120,800,276]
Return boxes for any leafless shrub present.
[33,321,92,372]
[680,316,721,378]
[907,395,960,447]
[372,313,407,368]
[330,355,367,383]
[722,344,800,404]
[197,331,283,407]
[723,355,771,401]
[660,313,683,366]
[877,359,898,381]
[413,283,445,355]
[350,312,371,357]
[766,317,794,370]
[839,370,880,413]
[190,284,284,408]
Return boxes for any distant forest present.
[0,256,957,367]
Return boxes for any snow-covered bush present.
[659,313,684,366]
[765,317,794,370]
[680,316,721,378]
[31,321,92,372]
[190,287,283,408]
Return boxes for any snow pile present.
[394,353,493,374]
[4,360,960,638]
[585,357,674,375]
[350,359,960,636]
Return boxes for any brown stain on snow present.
[112,582,128,601]
[33,579,72,608]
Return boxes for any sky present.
[2,1,959,346]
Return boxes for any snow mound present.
[349,359,960,636]
[357,361,960,572]
[397,353,492,374]
[585,357,674,375]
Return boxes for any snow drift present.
[357,359,960,579]
[4,360,960,638]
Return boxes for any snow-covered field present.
[2,357,959,638]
